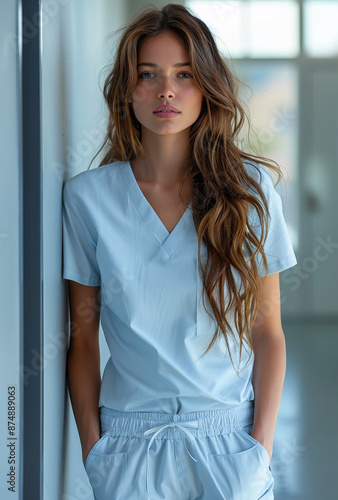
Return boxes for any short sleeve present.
[247,165,297,277]
[62,180,101,286]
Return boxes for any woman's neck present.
[132,128,191,187]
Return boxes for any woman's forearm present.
[66,344,102,462]
[251,330,286,459]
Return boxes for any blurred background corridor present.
[0,1,337,499]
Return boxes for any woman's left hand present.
[251,429,273,462]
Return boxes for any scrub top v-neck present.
[62,160,297,414]
[122,160,194,257]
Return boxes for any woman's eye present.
[138,72,193,79]
[138,72,154,79]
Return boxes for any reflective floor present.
[272,320,338,499]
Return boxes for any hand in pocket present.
[82,434,101,466]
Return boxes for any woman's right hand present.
[82,434,101,467]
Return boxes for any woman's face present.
[129,31,204,137]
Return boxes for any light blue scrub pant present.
[85,400,274,499]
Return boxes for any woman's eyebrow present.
[137,62,191,68]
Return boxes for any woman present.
[63,4,297,499]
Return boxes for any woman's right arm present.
[66,280,102,466]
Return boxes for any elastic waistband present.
[100,400,254,439]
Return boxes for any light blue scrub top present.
[62,160,297,414]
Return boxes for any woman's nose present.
[157,77,175,99]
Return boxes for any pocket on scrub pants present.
[85,433,128,498]
[207,424,273,500]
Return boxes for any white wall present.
[41,1,126,499]
[0,1,21,498]
[41,2,69,499]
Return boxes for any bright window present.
[248,1,299,57]
[186,1,300,58]
[304,1,338,57]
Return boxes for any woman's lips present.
[153,105,180,113]
[153,111,180,118]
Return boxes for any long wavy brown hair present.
[89,3,284,369]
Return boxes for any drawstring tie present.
[143,420,199,493]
